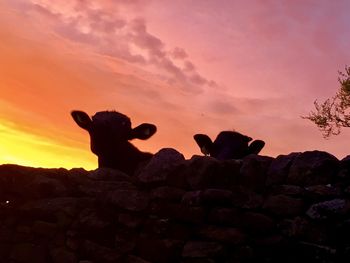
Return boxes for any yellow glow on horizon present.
[0,123,96,169]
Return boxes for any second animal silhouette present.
[194,131,265,160]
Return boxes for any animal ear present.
[247,140,265,155]
[71,110,92,131]
[130,123,157,140]
[193,134,213,155]
[245,136,253,142]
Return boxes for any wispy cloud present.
[11,0,216,92]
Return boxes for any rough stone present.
[150,202,206,224]
[266,153,300,186]
[126,255,152,263]
[304,185,341,200]
[278,216,309,238]
[196,225,246,244]
[50,247,77,263]
[182,189,233,206]
[240,212,275,234]
[207,207,241,226]
[19,197,94,220]
[115,229,137,254]
[10,243,47,263]
[136,237,183,263]
[287,151,339,186]
[76,208,114,242]
[79,181,137,197]
[151,186,186,201]
[27,175,68,198]
[269,184,306,197]
[263,195,304,217]
[306,198,350,220]
[201,189,233,206]
[107,189,149,212]
[137,148,185,185]
[231,186,264,209]
[88,168,131,181]
[80,240,121,263]
[240,154,274,191]
[183,156,241,190]
[32,220,58,238]
[182,241,224,258]
[337,155,350,182]
[118,213,144,229]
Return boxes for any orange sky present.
[1,1,350,169]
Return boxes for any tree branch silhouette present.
[302,66,350,138]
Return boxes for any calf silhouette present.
[194,131,265,160]
[71,110,157,174]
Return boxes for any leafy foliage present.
[303,66,350,138]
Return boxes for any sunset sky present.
[1,0,350,169]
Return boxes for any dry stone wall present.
[1,148,350,263]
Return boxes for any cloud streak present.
[13,0,215,92]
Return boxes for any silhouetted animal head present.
[193,131,265,160]
[71,110,157,174]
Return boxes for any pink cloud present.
[11,0,215,92]
[171,47,188,60]
[184,61,195,72]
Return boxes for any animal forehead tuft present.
[216,131,251,141]
[92,111,131,125]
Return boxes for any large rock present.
[182,241,224,258]
[136,237,183,263]
[207,208,241,226]
[117,213,144,229]
[240,212,275,234]
[269,184,306,197]
[26,175,68,198]
[126,255,152,263]
[88,168,132,182]
[240,155,274,191]
[306,199,350,220]
[182,189,233,206]
[231,186,264,209]
[80,240,121,263]
[10,243,47,263]
[266,153,300,186]
[142,218,192,241]
[32,220,58,239]
[78,181,137,197]
[19,197,95,220]
[50,247,77,263]
[150,202,205,224]
[278,216,309,238]
[115,228,137,254]
[196,225,246,244]
[182,156,242,190]
[75,208,114,243]
[263,195,304,216]
[0,165,37,199]
[151,186,186,202]
[0,165,76,199]
[107,189,149,212]
[304,185,341,201]
[338,155,350,181]
[287,151,339,186]
[137,148,185,185]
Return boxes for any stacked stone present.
[0,149,350,263]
